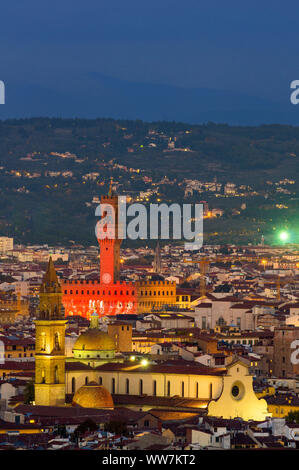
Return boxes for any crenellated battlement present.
[135,280,176,287]
[62,279,134,287]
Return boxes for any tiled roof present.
[96,360,226,376]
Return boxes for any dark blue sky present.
[1,0,299,123]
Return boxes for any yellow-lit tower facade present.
[35,257,66,406]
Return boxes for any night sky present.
[1,0,299,123]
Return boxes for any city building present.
[62,186,176,318]
[0,237,13,254]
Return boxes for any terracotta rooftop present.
[96,360,226,376]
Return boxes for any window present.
[139,379,143,395]
[153,380,157,396]
[167,381,171,396]
[126,378,130,394]
[209,383,213,399]
[181,381,185,397]
[85,376,88,385]
[54,332,60,351]
[41,332,46,351]
[71,377,76,393]
[112,378,115,394]
[195,382,199,398]
[144,420,149,427]
[99,377,103,385]
[202,317,207,329]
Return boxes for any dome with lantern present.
[72,381,114,409]
[72,311,116,362]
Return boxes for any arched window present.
[217,316,226,326]
[41,332,46,352]
[153,380,157,396]
[139,379,143,396]
[126,378,130,394]
[112,378,115,394]
[41,368,46,384]
[54,332,60,351]
[85,376,88,385]
[71,377,76,393]
[99,376,102,385]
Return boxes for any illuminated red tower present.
[62,180,137,318]
[99,181,121,284]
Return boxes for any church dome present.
[72,381,114,409]
[73,329,115,352]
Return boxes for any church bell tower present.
[35,257,66,406]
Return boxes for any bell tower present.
[35,257,66,406]
[98,179,122,284]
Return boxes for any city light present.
[141,359,148,367]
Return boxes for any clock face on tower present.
[102,273,112,284]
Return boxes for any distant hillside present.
[1,117,299,176]
[0,117,298,245]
